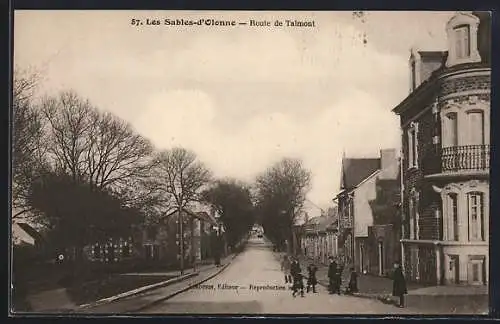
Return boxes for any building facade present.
[336,154,381,269]
[302,215,338,264]
[366,170,402,277]
[336,149,400,273]
[393,11,490,285]
[141,208,218,267]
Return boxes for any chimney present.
[379,148,398,179]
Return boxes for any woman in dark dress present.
[346,267,358,294]
[392,261,408,308]
[327,256,337,294]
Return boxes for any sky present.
[13,10,455,215]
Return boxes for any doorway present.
[378,241,384,276]
[359,241,365,273]
[468,256,486,285]
[448,255,460,284]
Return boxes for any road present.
[140,236,415,315]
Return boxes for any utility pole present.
[178,207,184,275]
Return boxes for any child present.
[291,257,305,297]
[306,261,318,293]
[280,254,292,284]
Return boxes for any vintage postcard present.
[11,10,491,316]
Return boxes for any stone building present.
[392,11,490,285]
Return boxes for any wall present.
[353,173,377,237]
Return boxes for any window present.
[448,193,459,241]
[454,25,471,59]
[122,242,131,257]
[445,13,481,68]
[446,112,458,147]
[409,192,419,240]
[407,123,419,168]
[467,111,485,145]
[93,245,102,259]
[468,192,484,241]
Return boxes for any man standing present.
[327,256,337,294]
[392,261,408,308]
[335,258,344,295]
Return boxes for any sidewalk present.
[73,254,237,314]
[276,253,488,314]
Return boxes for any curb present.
[130,254,238,313]
[77,272,199,310]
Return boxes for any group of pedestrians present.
[281,254,319,297]
[281,254,357,298]
[326,256,359,295]
[280,253,408,307]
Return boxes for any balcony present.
[441,145,490,172]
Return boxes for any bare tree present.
[157,147,212,211]
[111,161,171,224]
[156,147,211,273]
[40,91,94,183]
[85,111,155,189]
[12,67,48,219]
[40,90,155,190]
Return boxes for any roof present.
[12,222,44,245]
[418,50,447,59]
[162,208,217,225]
[394,12,491,116]
[340,158,381,190]
[191,211,218,224]
[304,215,336,233]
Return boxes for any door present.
[359,241,365,273]
[378,242,384,276]
[410,246,420,281]
[152,244,160,261]
[468,258,485,285]
[448,255,459,284]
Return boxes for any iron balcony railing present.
[441,144,490,172]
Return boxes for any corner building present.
[392,11,490,286]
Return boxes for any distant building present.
[392,11,490,285]
[141,207,218,266]
[302,214,338,264]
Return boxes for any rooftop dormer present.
[445,11,482,68]
[409,48,446,93]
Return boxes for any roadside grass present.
[66,274,178,306]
